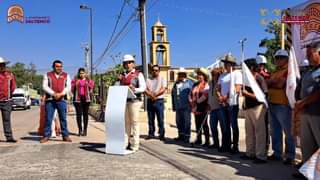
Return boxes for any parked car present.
[12,88,31,110]
[31,98,40,106]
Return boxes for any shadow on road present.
[19,131,41,141]
[177,147,296,180]
[79,141,105,154]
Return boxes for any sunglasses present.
[123,61,134,64]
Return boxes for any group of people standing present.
[171,54,243,155]
[0,46,319,179]
[0,57,94,144]
[167,44,319,179]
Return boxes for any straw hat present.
[196,67,209,79]
[221,53,237,64]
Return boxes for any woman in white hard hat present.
[119,54,146,152]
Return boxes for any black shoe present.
[267,154,282,161]
[78,130,82,136]
[218,147,230,153]
[193,139,202,145]
[230,147,239,154]
[202,142,210,147]
[126,143,131,150]
[253,158,267,164]
[82,130,87,136]
[159,136,165,141]
[174,136,183,141]
[292,172,307,179]
[294,162,303,169]
[146,135,155,140]
[240,154,255,160]
[183,137,190,143]
[6,138,17,143]
[283,158,294,165]
[209,144,219,149]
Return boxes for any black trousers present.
[0,101,14,139]
[194,113,210,143]
[73,96,90,133]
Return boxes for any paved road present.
[0,143,194,180]
[0,106,193,180]
[0,106,299,179]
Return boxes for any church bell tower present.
[149,19,170,68]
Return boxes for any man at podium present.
[119,54,146,152]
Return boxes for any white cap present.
[301,59,309,67]
[122,54,135,62]
[178,67,187,74]
[256,55,267,64]
[0,57,9,64]
[274,49,289,57]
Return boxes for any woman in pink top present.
[71,68,94,136]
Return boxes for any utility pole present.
[139,0,148,111]
[81,43,89,71]
[239,38,247,62]
[89,8,93,79]
[80,4,93,78]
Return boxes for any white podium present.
[105,86,135,155]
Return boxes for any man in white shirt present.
[119,54,146,151]
[216,53,243,153]
[145,65,167,141]
[41,60,72,143]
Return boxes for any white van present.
[12,88,31,110]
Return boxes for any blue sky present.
[0,0,303,75]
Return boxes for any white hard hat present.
[274,49,289,58]
[122,54,135,62]
[301,59,309,67]
[256,55,267,64]
[0,57,9,64]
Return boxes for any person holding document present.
[119,54,146,152]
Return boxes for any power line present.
[104,0,127,57]
[94,0,129,69]
[94,0,160,70]
[94,8,139,68]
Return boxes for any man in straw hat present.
[0,57,17,143]
[172,67,193,143]
[216,53,242,153]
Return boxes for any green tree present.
[9,62,43,93]
[259,20,281,71]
